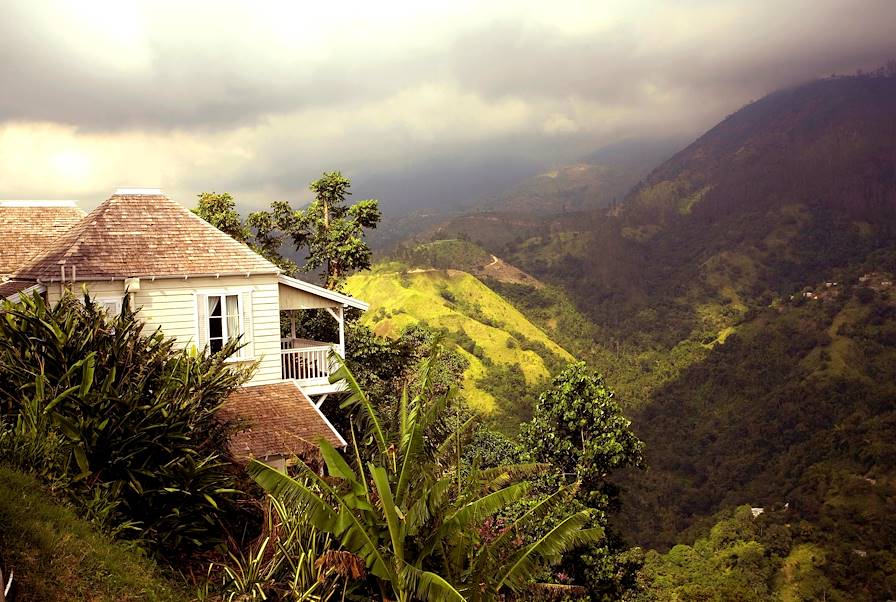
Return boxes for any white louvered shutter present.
[196,293,209,351]
[240,291,254,359]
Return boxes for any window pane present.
[208,296,223,341]
[208,296,222,317]
[209,338,223,353]
[225,295,240,342]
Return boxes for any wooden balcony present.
[280,337,341,387]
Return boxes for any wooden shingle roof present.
[12,192,279,282]
[0,201,85,276]
[219,381,346,463]
[0,280,42,300]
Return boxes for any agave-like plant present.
[0,291,251,551]
[249,351,603,601]
[217,495,352,601]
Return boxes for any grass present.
[346,263,573,413]
[0,465,190,602]
[677,185,711,215]
[407,239,492,272]
[798,298,869,382]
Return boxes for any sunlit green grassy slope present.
[345,261,573,413]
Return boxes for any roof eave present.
[277,274,369,311]
[292,381,348,447]
[26,270,281,284]
[5,283,46,303]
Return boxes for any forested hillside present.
[374,72,896,598]
[624,270,896,599]
[506,75,896,348]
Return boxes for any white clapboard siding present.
[45,275,283,386]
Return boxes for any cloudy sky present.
[1,0,894,213]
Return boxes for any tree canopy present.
[522,362,644,507]
[194,171,381,289]
[193,191,250,243]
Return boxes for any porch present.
[280,336,341,390]
[277,275,368,396]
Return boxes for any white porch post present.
[290,310,297,340]
[338,305,345,358]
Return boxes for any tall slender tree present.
[288,171,381,288]
[195,172,380,289]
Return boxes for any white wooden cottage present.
[1,189,367,467]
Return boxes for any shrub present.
[0,292,252,556]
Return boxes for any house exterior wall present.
[46,274,282,385]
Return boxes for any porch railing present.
[281,342,336,382]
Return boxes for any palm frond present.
[247,459,337,529]
[471,485,573,578]
[433,414,477,462]
[248,458,392,581]
[405,475,452,536]
[329,352,387,455]
[369,463,404,560]
[400,561,467,602]
[396,426,425,505]
[444,482,530,533]
[477,463,549,491]
[496,510,603,593]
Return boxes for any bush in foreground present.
[0,292,253,557]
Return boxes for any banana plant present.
[249,353,604,601]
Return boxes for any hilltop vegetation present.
[635,505,872,601]
[345,258,572,423]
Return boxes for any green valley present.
[368,72,896,598]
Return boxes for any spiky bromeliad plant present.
[249,350,604,601]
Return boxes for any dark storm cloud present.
[1,1,893,134]
[1,0,894,212]
[446,1,896,105]
[0,3,429,131]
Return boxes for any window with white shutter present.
[240,291,254,359]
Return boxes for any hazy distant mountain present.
[368,137,682,250]
[470,137,684,215]
[623,75,896,225]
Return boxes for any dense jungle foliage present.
[0,292,253,559]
